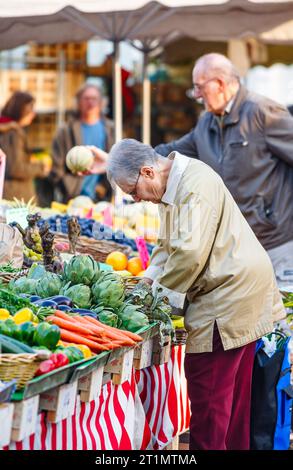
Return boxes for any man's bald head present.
[193,53,240,85]
[192,53,241,115]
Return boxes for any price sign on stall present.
[135,236,150,270]
[0,152,6,200]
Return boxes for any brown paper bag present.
[0,224,23,267]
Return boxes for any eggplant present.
[72,308,97,317]
[34,299,58,308]
[77,312,97,318]
[30,295,42,302]
[48,295,73,306]
[57,305,72,312]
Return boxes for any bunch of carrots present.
[47,310,143,353]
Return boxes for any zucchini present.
[0,334,36,354]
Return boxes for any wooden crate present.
[152,335,172,365]
[104,348,134,385]
[39,381,78,423]
[11,395,39,442]
[27,42,87,70]
[27,113,56,149]
[0,70,84,112]
[78,365,104,403]
[0,403,14,447]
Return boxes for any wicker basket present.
[123,276,143,292]
[54,233,132,262]
[0,269,29,285]
[0,354,42,389]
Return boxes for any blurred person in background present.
[155,53,293,288]
[50,83,114,204]
[0,91,50,202]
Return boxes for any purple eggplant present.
[71,308,97,318]
[57,305,72,312]
[48,296,73,306]
[30,295,41,302]
[33,299,58,308]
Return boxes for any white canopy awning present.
[0,1,293,49]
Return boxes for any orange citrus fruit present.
[127,257,143,276]
[137,270,146,277]
[106,251,128,271]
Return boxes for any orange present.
[127,257,143,276]
[106,251,128,271]
[137,270,146,277]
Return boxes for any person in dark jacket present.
[0,92,50,203]
[155,53,293,287]
[50,83,115,204]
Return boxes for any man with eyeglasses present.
[49,83,114,204]
[155,53,293,289]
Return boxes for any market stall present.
[0,203,189,450]
[3,345,189,450]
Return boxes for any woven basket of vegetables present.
[54,233,131,262]
[0,354,42,389]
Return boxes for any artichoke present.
[92,278,125,309]
[117,302,149,332]
[35,272,62,298]
[10,276,38,295]
[60,282,91,308]
[63,255,100,286]
[97,307,121,328]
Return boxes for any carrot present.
[72,315,105,335]
[83,316,141,344]
[82,319,135,345]
[118,330,143,342]
[59,329,109,352]
[49,316,93,336]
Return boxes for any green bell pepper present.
[20,322,36,345]
[33,323,60,350]
[58,346,84,363]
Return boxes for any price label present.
[0,152,6,200]
[6,208,28,228]
[135,236,150,270]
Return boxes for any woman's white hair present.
[107,138,163,187]
[193,53,240,84]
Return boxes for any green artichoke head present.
[64,255,100,286]
[60,282,91,308]
[35,272,62,298]
[10,276,38,295]
[92,278,125,309]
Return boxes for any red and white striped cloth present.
[5,345,190,450]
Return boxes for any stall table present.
[4,346,190,450]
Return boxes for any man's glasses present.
[193,77,217,94]
[128,171,141,198]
